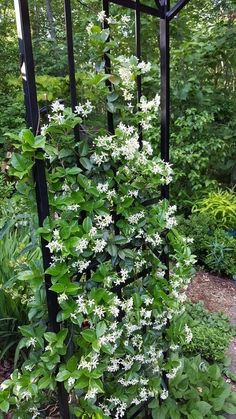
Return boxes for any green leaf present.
[56,370,71,382]
[19,128,35,145]
[38,375,52,389]
[80,157,93,171]
[0,400,9,413]
[11,153,33,173]
[83,217,92,233]
[224,403,236,414]
[75,375,89,389]
[195,401,211,415]
[50,283,65,293]
[81,329,96,343]
[96,321,107,338]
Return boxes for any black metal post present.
[135,0,143,147]
[160,0,170,200]
[14,1,70,417]
[64,0,82,145]
[103,0,115,134]
[160,0,170,278]
[64,0,78,112]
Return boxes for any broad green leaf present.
[83,217,92,233]
[81,329,96,343]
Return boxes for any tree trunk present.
[46,0,56,40]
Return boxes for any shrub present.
[178,213,236,277]
[192,189,236,230]
[182,302,235,362]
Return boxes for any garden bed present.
[187,271,236,394]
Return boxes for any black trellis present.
[14,0,190,418]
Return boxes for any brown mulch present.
[187,271,236,320]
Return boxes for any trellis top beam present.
[108,0,161,17]
[167,0,191,20]
[108,0,190,19]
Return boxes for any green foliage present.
[193,189,236,229]
[178,213,236,277]
[182,302,235,362]
[205,230,236,276]
[149,355,236,418]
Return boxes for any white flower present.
[137,61,151,74]
[51,100,65,113]
[75,100,93,118]
[107,358,120,372]
[170,344,179,351]
[46,239,63,253]
[41,124,48,136]
[165,216,177,229]
[109,305,120,317]
[48,113,65,125]
[26,337,37,348]
[128,211,145,225]
[88,227,97,238]
[92,152,109,166]
[68,204,80,211]
[160,389,168,400]
[85,387,99,400]
[97,182,109,193]
[86,22,93,35]
[184,324,193,344]
[97,10,106,22]
[92,239,106,253]
[94,306,105,319]
[58,293,68,304]
[166,363,181,379]
[128,189,138,198]
[72,260,91,273]
[122,89,134,101]
[94,214,113,229]
[121,15,131,24]
[139,94,160,112]
[68,377,75,387]
[75,238,89,253]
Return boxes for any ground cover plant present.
[183,301,236,362]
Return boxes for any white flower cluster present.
[146,232,162,247]
[46,229,64,254]
[116,56,151,92]
[48,100,65,125]
[94,214,113,229]
[97,182,109,193]
[75,238,89,253]
[139,94,160,130]
[92,238,107,253]
[79,352,99,372]
[184,324,193,344]
[164,204,178,229]
[72,259,91,273]
[128,211,145,225]
[166,364,182,380]
[139,94,160,113]
[75,100,93,118]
